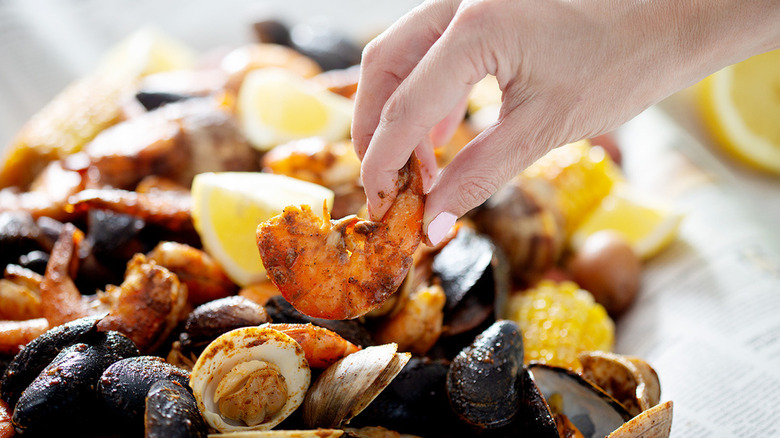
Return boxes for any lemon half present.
[237,68,353,151]
[570,187,682,259]
[698,49,780,174]
[192,172,334,286]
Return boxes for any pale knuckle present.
[458,176,499,212]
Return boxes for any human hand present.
[353,0,780,245]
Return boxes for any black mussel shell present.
[99,356,190,425]
[289,22,362,71]
[432,227,511,338]
[514,368,559,437]
[135,92,193,111]
[253,19,292,46]
[85,209,146,261]
[0,212,48,271]
[528,364,632,438]
[183,296,270,343]
[352,357,459,436]
[145,380,207,438]
[446,320,524,430]
[264,295,374,347]
[17,251,49,275]
[12,330,139,434]
[1,315,103,405]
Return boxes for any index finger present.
[352,0,460,159]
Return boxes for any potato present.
[568,231,640,316]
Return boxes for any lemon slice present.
[191,172,334,286]
[237,68,353,151]
[570,187,682,259]
[697,49,780,174]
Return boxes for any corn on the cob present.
[522,140,623,234]
[507,280,614,371]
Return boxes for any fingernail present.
[426,212,457,246]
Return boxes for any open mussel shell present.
[99,356,190,425]
[529,363,632,438]
[446,320,524,430]
[302,343,410,429]
[190,326,311,433]
[0,314,104,405]
[579,351,661,417]
[608,400,673,438]
[145,379,208,438]
[12,330,139,434]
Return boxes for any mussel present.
[431,226,510,339]
[351,357,458,436]
[183,295,270,343]
[446,320,524,430]
[99,356,191,425]
[12,330,139,434]
[529,363,633,438]
[145,380,208,438]
[190,326,311,433]
[0,314,103,405]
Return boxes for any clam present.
[579,351,661,417]
[302,343,410,428]
[529,363,632,438]
[351,357,459,436]
[608,400,673,438]
[189,326,311,433]
[207,431,344,438]
[183,295,270,344]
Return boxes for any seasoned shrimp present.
[373,284,446,356]
[40,223,87,326]
[68,188,193,231]
[257,156,424,320]
[265,323,361,368]
[0,318,49,355]
[147,241,237,305]
[98,253,188,353]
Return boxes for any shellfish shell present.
[189,326,311,433]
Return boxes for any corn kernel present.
[508,280,614,371]
[522,140,623,234]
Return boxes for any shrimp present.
[0,318,49,355]
[1,395,14,438]
[68,188,193,231]
[0,278,42,320]
[147,241,237,305]
[98,253,188,353]
[373,284,446,356]
[40,223,87,326]
[257,155,424,320]
[264,323,361,368]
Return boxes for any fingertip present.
[423,211,457,246]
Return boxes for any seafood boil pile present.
[0,21,675,438]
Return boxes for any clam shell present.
[190,326,311,433]
[608,400,673,438]
[579,351,661,417]
[206,431,343,438]
[302,343,410,428]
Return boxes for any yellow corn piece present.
[508,280,614,371]
[522,140,623,234]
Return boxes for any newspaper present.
[2,1,780,436]
[616,105,780,437]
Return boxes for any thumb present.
[423,107,560,245]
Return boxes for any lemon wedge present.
[697,49,780,174]
[570,187,682,259]
[237,68,353,151]
[191,172,334,286]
